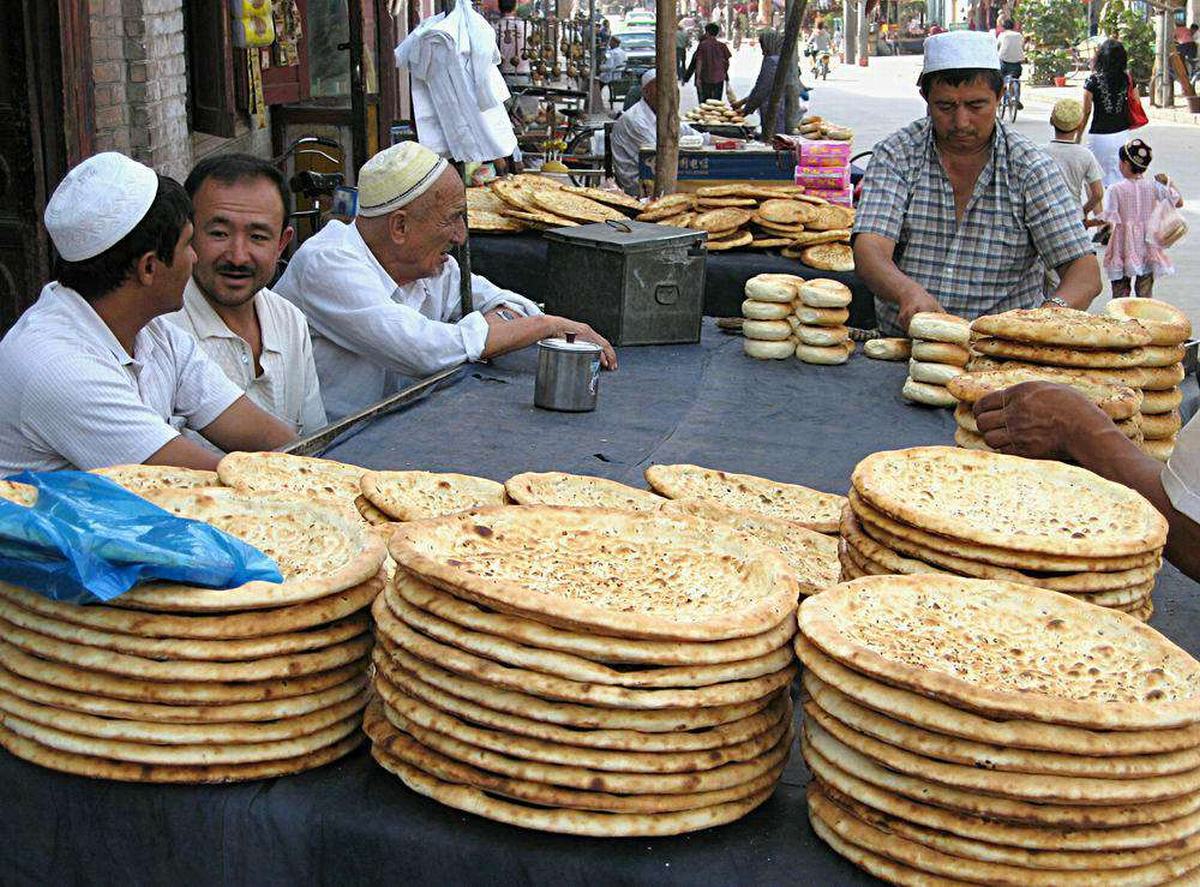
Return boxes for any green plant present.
[1099,0,1154,88]
[1021,0,1088,85]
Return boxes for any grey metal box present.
[542,221,707,346]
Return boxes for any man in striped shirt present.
[852,31,1100,336]
[0,153,296,474]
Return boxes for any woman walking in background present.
[1100,139,1183,298]
[1078,39,1133,187]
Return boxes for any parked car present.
[624,8,656,28]
[619,29,657,75]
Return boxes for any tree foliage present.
[1022,0,1088,84]
[1099,0,1155,87]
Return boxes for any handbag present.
[1150,193,1188,248]
[1127,73,1149,129]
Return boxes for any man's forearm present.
[1052,254,1102,310]
[481,315,553,359]
[853,239,927,310]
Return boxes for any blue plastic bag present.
[0,471,283,604]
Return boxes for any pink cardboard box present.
[796,140,853,167]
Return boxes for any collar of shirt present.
[47,282,156,371]
[182,278,284,356]
[924,119,1008,220]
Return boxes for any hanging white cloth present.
[394,0,517,162]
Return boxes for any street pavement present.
[677,47,1200,328]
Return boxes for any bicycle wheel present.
[1007,92,1019,122]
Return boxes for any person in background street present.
[995,17,1025,109]
[852,31,1099,336]
[1044,98,1103,220]
[676,17,690,80]
[167,154,326,439]
[1098,138,1182,299]
[599,35,628,103]
[684,22,732,103]
[496,0,530,86]
[610,69,702,195]
[1175,20,1196,66]
[733,29,804,135]
[0,153,297,473]
[809,21,832,77]
[1078,39,1133,188]
[275,142,614,420]
[734,3,750,50]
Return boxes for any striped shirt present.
[853,118,1093,336]
[0,283,243,473]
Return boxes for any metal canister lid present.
[537,333,602,353]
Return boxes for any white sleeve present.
[297,327,328,436]
[167,327,245,431]
[1163,414,1200,524]
[611,122,641,196]
[467,273,542,317]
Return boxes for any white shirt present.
[610,100,701,196]
[167,279,327,437]
[274,220,541,421]
[0,283,243,474]
[1163,412,1200,524]
[1044,140,1103,208]
[997,30,1025,64]
[600,47,628,84]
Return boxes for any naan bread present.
[1104,297,1192,346]
[217,452,365,512]
[503,471,664,511]
[91,465,220,494]
[361,470,505,521]
[970,306,1152,349]
[946,366,1143,420]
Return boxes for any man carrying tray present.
[852,31,1100,336]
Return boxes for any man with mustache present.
[276,141,615,421]
[168,154,327,437]
[852,31,1100,336]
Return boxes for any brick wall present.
[89,0,193,179]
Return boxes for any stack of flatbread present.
[741,273,801,359]
[683,99,748,126]
[470,175,642,232]
[798,574,1200,885]
[644,462,846,536]
[791,279,854,366]
[367,506,800,836]
[1104,298,1193,462]
[901,312,970,410]
[0,487,386,782]
[963,306,1173,456]
[794,115,853,141]
[838,446,1167,619]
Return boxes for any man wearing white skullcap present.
[853,30,1100,336]
[0,152,298,473]
[275,142,615,420]
[609,70,702,196]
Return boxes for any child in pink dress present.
[1101,138,1183,297]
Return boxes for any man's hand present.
[546,316,618,370]
[897,290,943,334]
[972,381,1107,459]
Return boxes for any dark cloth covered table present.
[3,323,1197,887]
[469,231,878,329]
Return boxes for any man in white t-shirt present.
[0,153,297,474]
[1043,98,1103,218]
[996,18,1025,108]
[969,383,1200,582]
[167,153,326,438]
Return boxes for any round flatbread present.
[1142,387,1184,415]
[653,211,696,228]
[1104,297,1192,346]
[910,340,970,366]
[741,299,792,320]
[388,506,797,641]
[908,359,964,386]
[705,230,753,251]
[798,279,852,309]
[971,307,1153,349]
[360,471,505,521]
[796,324,849,348]
[1143,438,1178,462]
[91,465,220,495]
[743,273,799,303]
[468,209,524,233]
[1142,362,1187,390]
[758,199,818,225]
[972,336,1149,369]
[795,305,849,327]
[504,471,663,511]
[800,243,854,272]
[863,338,911,361]
[1140,343,1188,368]
[0,480,35,506]
[532,190,627,223]
[692,208,753,233]
[909,312,971,345]
[560,186,642,211]
[466,187,509,213]
[1143,410,1183,441]
[901,378,955,408]
[636,194,695,221]
[741,318,791,341]
[954,426,993,451]
[644,463,845,534]
[796,342,850,365]
[216,452,366,511]
[697,196,757,208]
[946,366,1143,420]
[355,494,391,525]
[852,446,1168,558]
[743,337,795,359]
[800,575,1200,729]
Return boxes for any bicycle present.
[998,73,1020,123]
[272,136,345,249]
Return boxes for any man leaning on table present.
[852,30,1100,336]
[274,141,616,422]
[969,384,1200,582]
[0,153,297,474]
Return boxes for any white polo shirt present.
[0,283,243,474]
[274,220,540,421]
[1163,412,1200,524]
[167,279,327,437]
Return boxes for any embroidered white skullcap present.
[44,152,159,262]
[357,142,450,217]
[922,31,1000,75]
[641,69,658,87]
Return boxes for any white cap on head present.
[641,68,658,87]
[44,152,159,262]
[922,30,1000,76]
[357,141,451,218]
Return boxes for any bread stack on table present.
[900,312,971,410]
[0,483,386,782]
[964,305,1188,460]
[798,574,1200,885]
[367,507,800,836]
[1104,298,1193,462]
[741,273,800,358]
[740,273,855,364]
[837,446,1167,619]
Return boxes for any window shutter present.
[186,0,238,137]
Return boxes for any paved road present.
[678,48,1199,327]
